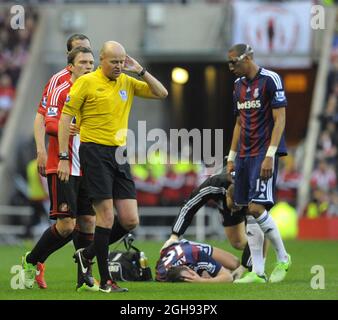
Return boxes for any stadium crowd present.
[304,29,338,217]
[0,7,38,136]
[131,150,202,207]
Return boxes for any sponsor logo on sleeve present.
[47,107,58,117]
[275,91,286,102]
[42,96,47,108]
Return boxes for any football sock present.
[256,210,288,262]
[109,217,129,244]
[241,243,252,271]
[246,216,265,276]
[27,224,72,265]
[72,225,81,250]
[72,228,94,284]
[83,216,129,260]
[73,228,94,250]
[92,226,111,285]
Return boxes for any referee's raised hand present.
[57,159,70,182]
[123,55,142,74]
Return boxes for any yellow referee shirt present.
[62,67,154,146]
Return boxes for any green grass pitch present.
[0,240,337,300]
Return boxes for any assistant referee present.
[57,41,168,292]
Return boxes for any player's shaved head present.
[229,43,254,58]
[227,43,257,79]
[99,41,126,80]
[100,41,126,59]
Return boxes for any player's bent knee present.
[123,218,139,231]
[120,215,139,231]
[56,218,75,237]
[77,215,96,232]
[230,240,246,250]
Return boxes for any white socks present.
[246,216,265,276]
[256,210,288,263]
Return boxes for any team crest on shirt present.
[65,94,70,103]
[119,90,127,101]
[253,88,259,99]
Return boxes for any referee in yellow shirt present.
[58,41,168,293]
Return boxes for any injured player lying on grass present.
[155,239,239,283]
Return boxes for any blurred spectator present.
[132,163,162,206]
[160,164,185,206]
[304,188,329,218]
[327,190,338,216]
[310,159,337,192]
[276,155,302,207]
[131,147,202,207]
[0,73,15,134]
[24,158,49,238]
[317,124,338,165]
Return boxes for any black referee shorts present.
[47,174,95,220]
[79,142,136,202]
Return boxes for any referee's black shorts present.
[79,142,136,202]
[47,174,95,220]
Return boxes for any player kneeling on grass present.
[155,239,238,283]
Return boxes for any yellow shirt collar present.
[96,66,118,82]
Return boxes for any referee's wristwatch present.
[137,67,146,77]
[58,152,69,160]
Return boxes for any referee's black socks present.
[72,227,94,250]
[109,217,129,244]
[92,226,111,285]
[241,243,253,271]
[82,215,129,260]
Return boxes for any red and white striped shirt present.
[37,67,71,116]
[45,80,81,176]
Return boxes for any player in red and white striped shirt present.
[34,34,91,177]
[31,34,91,289]
[45,80,81,178]
[22,46,97,292]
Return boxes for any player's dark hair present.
[229,43,254,58]
[166,266,187,282]
[67,46,93,65]
[67,34,90,52]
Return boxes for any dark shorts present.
[47,174,95,220]
[220,207,246,227]
[79,142,136,202]
[234,153,279,209]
